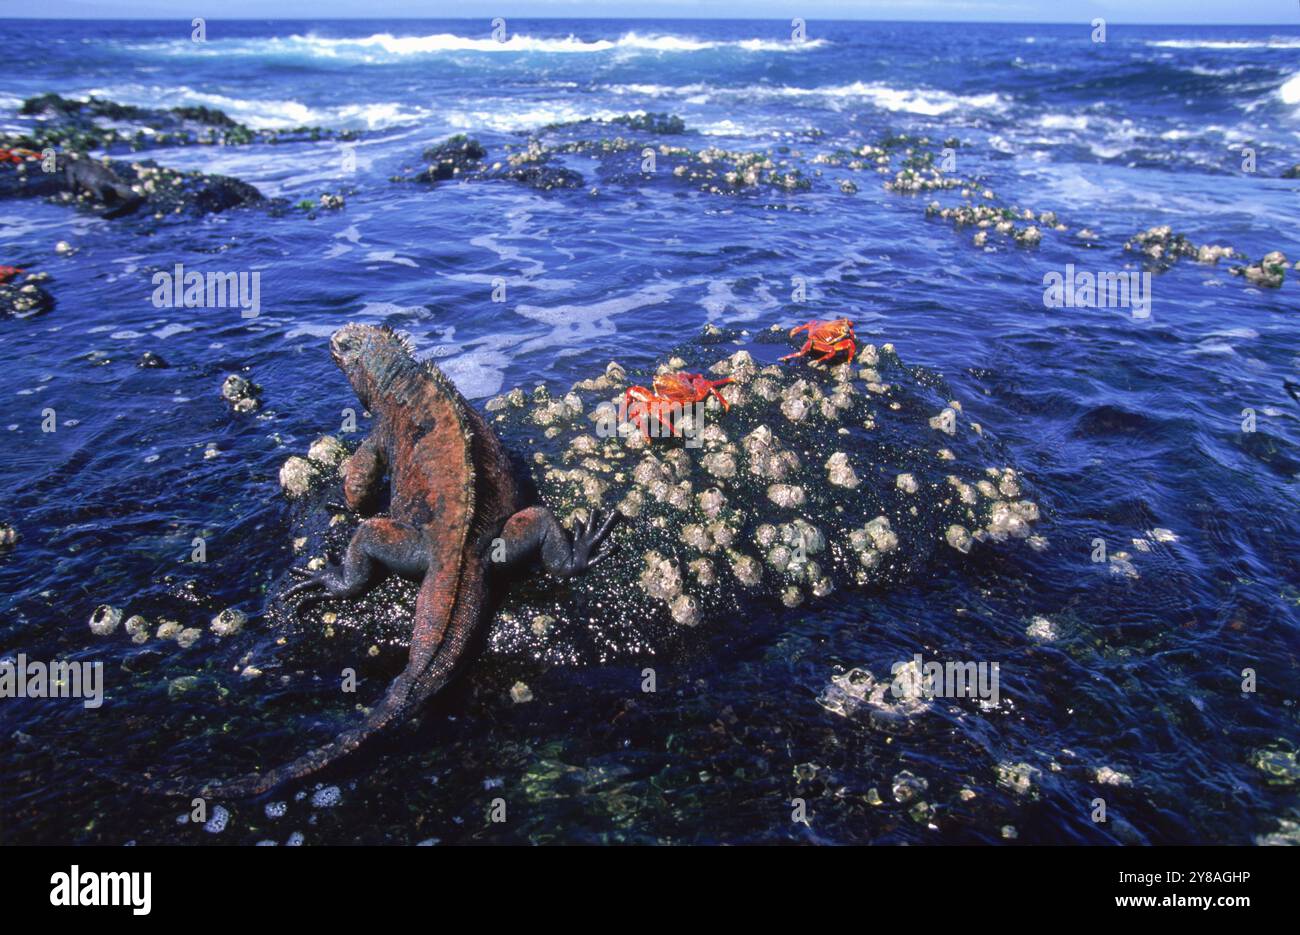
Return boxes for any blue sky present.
[6,0,1299,23]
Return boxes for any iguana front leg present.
[493,506,619,577]
[342,432,387,513]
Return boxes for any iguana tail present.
[147,561,484,800]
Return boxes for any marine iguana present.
[1,149,262,218]
[192,324,618,797]
[59,153,144,218]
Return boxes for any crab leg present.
[780,339,814,362]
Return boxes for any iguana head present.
[330,324,415,408]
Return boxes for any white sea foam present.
[1023,113,1158,161]
[605,80,1005,115]
[94,93,646,135]
[513,282,676,337]
[1036,113,1090,131]
[1189,339,1237,356]
[699,279,779,322]
[70,76,1002,140]
[364,250,419,268]
[317,30,828,55]
[442,272,580,293]
[1280,72,1300,105]
[151,323,193,340]
[128,31,828,61]
[845,84,1004,116]
[284,322,342,341]
[1147,38,1300,50]
[1205,327,1259,340]
[443,104,628,132]
[1188,65,1251,77]
[85,84,431,130]
[437,341,512,399]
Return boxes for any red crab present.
[0,148,38,166]
[0,266,23,284]
[624,371,733,439]
[780,318,857,364]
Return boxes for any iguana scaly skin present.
[197,324,616,797]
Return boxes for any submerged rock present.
[0,267,55,319]
[221,373,262,413]
[1234,251,1287,289]
[477,328,1038,663]
[1123,225,1198,267]
[399,134,583,191]
[10,92,317,153]
[419,134,487,180]
[272,326,1042,667]
[1,149,264,220]
[606,112,687,134]
[1251,746,1300,785]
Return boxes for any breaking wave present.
[606,80,1006,115]
[1147,38,1300,50]
[85,85,433,130]
[1280,72,1300,106]
[128,30,829,61]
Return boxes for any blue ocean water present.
[0,18,1298,844]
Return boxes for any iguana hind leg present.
[285,517,426,611]
[493,506,619,578]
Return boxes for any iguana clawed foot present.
[281,564,337,612]
[569,508,620,572]
[282,545,366,611]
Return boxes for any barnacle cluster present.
[482,325,1042,664]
